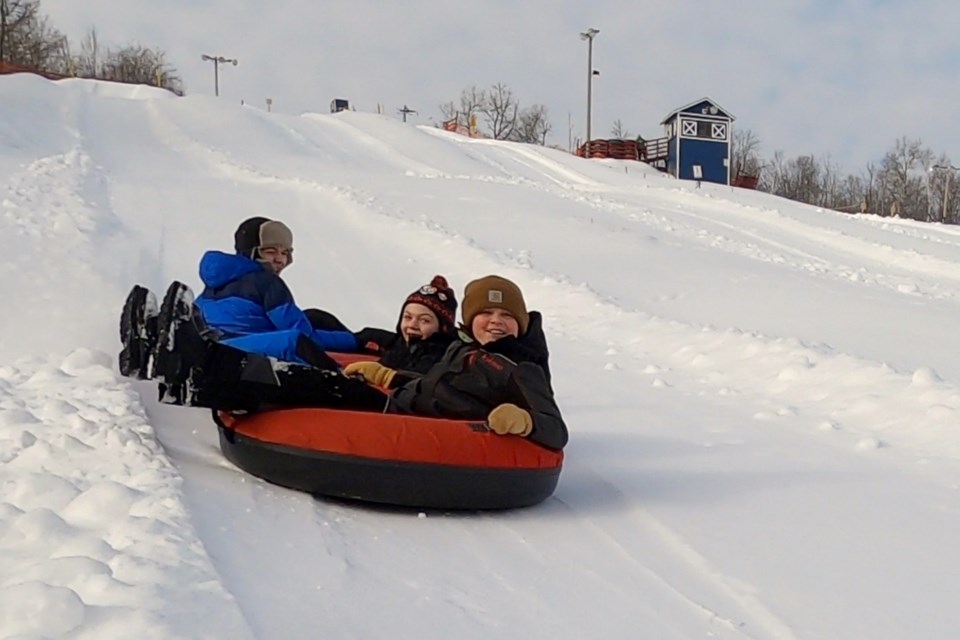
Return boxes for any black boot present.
[119,285,159,379]
[152,281,209,404]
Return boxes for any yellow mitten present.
[343,361,396,388]
[487,403,533,437]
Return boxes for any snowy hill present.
[2,73,960,639]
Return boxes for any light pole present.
[201,54,238,97]
[579,27,599,157]
[398,104,417,123]
[930,164,960,223]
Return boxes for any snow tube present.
[215,408,563,510]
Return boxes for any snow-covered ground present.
[2,74,960,639]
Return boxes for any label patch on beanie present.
[488,290,503,303]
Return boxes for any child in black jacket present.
[354,275,458,375]
[345,276,568,450]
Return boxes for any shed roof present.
[661,97,735,124]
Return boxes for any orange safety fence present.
[0,61,68,80]
[575,139,641,161]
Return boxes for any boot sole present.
[151,281,195,387]
[119,285,158,379]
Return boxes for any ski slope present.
[2,74,959,639]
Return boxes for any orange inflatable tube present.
[216,408,564,510]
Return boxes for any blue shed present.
[661,97,734,185]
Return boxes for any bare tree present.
[438,100,455,121]
[758,152,839,206]
[0,0,64,70]
[731,128,763,177]
[0,0,35,62]
[511,104,552,145]
[791,155,821,204]
[876,137,932,220]
[760,152,814,202]
[102,43,182,93]
[927,155,960,224]
[442,83,552,145]
[16,12,65,70]
[480,82,518,140]
[439,85,487,122]
[757,138,945,221]
[816,155,844,208]
[71,27,102,77]
[0,2,183,91]
[859,163,875,213]
[833,173,868,213]
[758,150,784,194]
[610,119,630,139]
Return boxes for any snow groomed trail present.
[2,75,960,639]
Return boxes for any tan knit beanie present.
[259,221,293,250]
[461,275,529,335]
[235,217,294,265]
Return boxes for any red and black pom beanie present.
[400,275,458,335]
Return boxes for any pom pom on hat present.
[402,275,458,334]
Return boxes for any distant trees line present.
[5,1,954,223]
[440,84,552,145]
[733,130,960,224]
[0,0,182,93]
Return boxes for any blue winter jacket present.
[194,251,357,364]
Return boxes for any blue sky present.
[39,0,960,172]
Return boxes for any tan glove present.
[343,361,397,388]
[487,403,533,437]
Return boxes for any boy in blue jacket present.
[195,216,357,364]
[119,217,358,380]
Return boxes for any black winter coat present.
[379,333,455,375]
[389,311,568,450]
[353,327,454,376]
